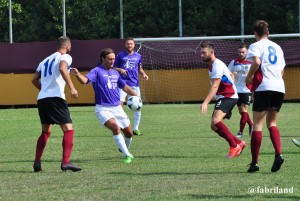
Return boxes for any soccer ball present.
[127,96,143,111]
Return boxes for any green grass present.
[0,104,299,201]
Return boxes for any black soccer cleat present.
[33,162,42,172]
[61,163,82,172]
[271,154,284,172]
[247,163,259,173]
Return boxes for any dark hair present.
[238,43,248,49]
[253,20,269,37]
[57,36,71,49]
[200,41,215,50]
[125,37,134,43]
[100,48,114,63]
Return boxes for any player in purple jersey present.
[228,44,253,138]
[200,41,246,159]
[71,48,137,163]
[114,37,149,136]
[31,36,81,172]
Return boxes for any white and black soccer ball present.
[127,96,143,111]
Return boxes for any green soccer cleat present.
[123,156,134,164]
[133,130,142,136]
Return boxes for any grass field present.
[0,103,299,201]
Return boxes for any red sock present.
[232,134,242,144]
[35,131,51,163]
[62,130,74,164]
[239,112,247,133]
[269,126,282,155]
[251,131,262,164]
[215,121,237,147]
[246,112,253,126]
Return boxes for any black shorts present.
[213,98,238,119]
[237,93,252,106]
[252,91,284,112]
[37,97,72,124]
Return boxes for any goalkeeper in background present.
[200,41,246,159]
[114,37,149,136]
[228,44,253,138]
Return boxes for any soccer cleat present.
[133,130,142,136]
[247,163,259,173]
[123,156,134,164]
[271,154,284,172]
[61,163,82,172]
[226,144,241,158]
[236,132,243,138]
[33,162,42,172]
[238,141,246,155]
[292,139,300,148]
[249,126,253,136]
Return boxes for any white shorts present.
[120,86,141,102]
[95,105,130,129]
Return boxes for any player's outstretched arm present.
[70,67,88,85]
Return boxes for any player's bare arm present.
[31,71,41,90]
[70,67,88,84]
[122,85,138,96]
[245,56,260,84]
[201,78,221,114]
[59,61,78,99]
[138,66,149,80]
[114,67,127,75]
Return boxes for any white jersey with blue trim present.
[36,52,72,100]
[247,38,285,93]
[209,59,238,100]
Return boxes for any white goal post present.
[134,34,300,103]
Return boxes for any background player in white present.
[31,36,81,172]
[200,41,246,158]
[228,44,253,138]
[114,37,149,136]
[245,20,285,173]
[71,48,137,164]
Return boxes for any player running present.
[200,41,246,159]
[71,48,137,163]
[228,44,253,138]
[114,37,149,136]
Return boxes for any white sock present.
[123,134,132,148]
[113,134,131,157]
[133,111,141,131]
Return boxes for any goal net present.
[135,34,300,103]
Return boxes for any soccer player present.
[200,41,246,158]
[31,36,81,172]
[71,48,137,164]
[114,37,149,136]
[245,20,285,173]
[292,139,300,148]
[228,44,253,138]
